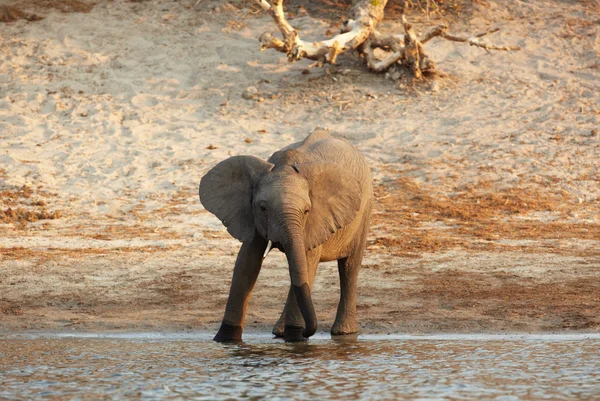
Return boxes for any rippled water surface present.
[1,333,599,400]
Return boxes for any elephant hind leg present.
[331,240,367,336]
[272,248,321,339]
[331,255,360,336]
[332,208,371,336]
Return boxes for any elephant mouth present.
[261,238,286,260]
[268,241,284,253]
[274,242,285,253]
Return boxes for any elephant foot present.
[331,320,358,336]
[284,325,306,342]
[272,322,285,338]
[213,323,243,342]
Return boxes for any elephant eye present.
[260,205,268,214]
[304,208,310,215]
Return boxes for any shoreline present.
[2,0,599,335]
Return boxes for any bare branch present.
[365,48,404,72]
[255,0,388,64]
[361,29,405,71]
[418,23,520,51]
[400,14,432,79]
[419,24,447,44]
[258,32,287,52]
[252,0,519,79]
[474,27,500,38]
[440,30,521,51]
[363,15,435,76]
[370,30,404,52]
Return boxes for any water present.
[1,333,599,400]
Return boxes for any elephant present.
[199,130,373,342]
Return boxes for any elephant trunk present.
[283,229,317,338]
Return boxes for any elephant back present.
[268,130,370,185]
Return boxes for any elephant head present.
[199,155,362,338]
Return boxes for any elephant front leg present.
[272,303,287,337]
[214,234,267,342]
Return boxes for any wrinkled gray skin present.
[199,131,373,342]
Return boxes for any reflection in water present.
[1,334,599,400]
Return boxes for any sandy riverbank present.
[1,0,599,334]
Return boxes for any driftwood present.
[254,0,520,78]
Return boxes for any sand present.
[0,0,599,334]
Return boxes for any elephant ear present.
[297,163,363,250]
[200,155,273,242]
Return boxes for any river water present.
[1,333,599,400]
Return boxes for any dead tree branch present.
[256,0,388,66]
[253,0,520,78]
[438,28,521,52]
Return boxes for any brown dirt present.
[2,244,598,333]
[384,269,600,332]
[0,0,94,23]
[0,0,598,337]
[1,174,599,334]
[372,175,600,258]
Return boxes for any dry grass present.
[0,5,43,22]
[20,0,94,14]
[82,223,182,241]
[372,175,600,257]
[0,245,181,263]
[0,185,62,225]
[0,185,34,202]
[560,15,600,39]
[0,208,61,224]
[0,0,94,22]
[278,0,467,22]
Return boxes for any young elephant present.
[199,130,373,342]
